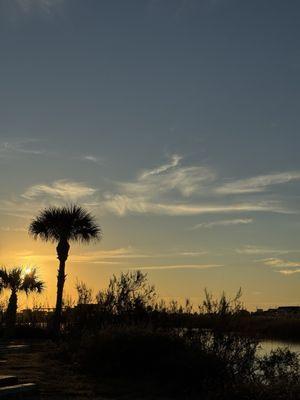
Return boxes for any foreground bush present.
[56,325,300,398]
[61,326,228,396]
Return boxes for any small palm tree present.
[0,267,44,329]
[29,205,101,333]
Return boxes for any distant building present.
[253,306,300,317]
[277,306,300,315]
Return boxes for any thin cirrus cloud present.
[128,264,222,271]
[236,245,293,256]
[0,226,26,232]
[261,258,300,268]
[278,269,300,275]
[81,155,103,165]
[72,247,149,263]
[22,180,97,201]
[0,139,44,158]
[100,154,294,217]
[0,199,41,219]
[178,251,208,257]
[3,154,298,219]
[102,195,288,217]
[140,154,182,179]
[118,155,216,198]
[12,247,212,266]
[216,172,300,194]
[11,247,141,265]
[72,248,209,263]
[189,218,253,230]
[260,257,300,275]
[14,0,64,14]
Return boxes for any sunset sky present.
[0,0,300,310]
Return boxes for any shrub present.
[96,271,156,315]
[258,347,300,384]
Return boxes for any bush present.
[61,325,264,396]
[258,347,300,384]
[58,324,300,398]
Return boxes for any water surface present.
[258,340,300,356]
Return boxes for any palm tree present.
[0,267,44,329]
[28,205,101,333]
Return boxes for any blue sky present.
[0,0,300,309]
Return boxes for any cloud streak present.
[0,139,45,159]
[128,264,222,271]
[1,154,298,220]
[15,0,64,15]
[72,247,209,263]
[189,218,253,230]
[11,247,213,266]
[0,226,26,232]
[72,247,149,263]
[81,155,103,165]
[236,246,295,256]
[258,257,300,276]
[103,196,289,217]
[216,172,300,194]
[22,180,97,201]
[119,155,215,198]
[261,257,300,268]
[278,269,300,275]
[99,155,296,217]
[140,154,182,179]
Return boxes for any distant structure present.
[254,306,300,316]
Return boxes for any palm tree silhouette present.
[0,267,44,329]
[29,205,101,333]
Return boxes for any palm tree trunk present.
[6,289,18,329]
[53,240,70,334]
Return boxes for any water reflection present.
[258,340,300,356]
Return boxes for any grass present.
[0,338,174,400]
[0,340,101,400]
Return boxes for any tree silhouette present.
[0,267,44,329]
[29,205,101,333]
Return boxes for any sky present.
[0,0,300,310]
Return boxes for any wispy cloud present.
[0,139,44,159]
[72,247,149,263]
[72,247,209,263]
[278,269,300,275]
[102,196,288,217]
[216,172,300,194]
[178,251,208,257]
[118,154,215,198]
[0,154,297,220]
[22,180,97,201]
[236,245,293,256]
[128,264,222,271]
[11,247,211,266]
[0,226,26,232]
[99,155,294,217]
[258,257,300,276]
[140,154,182,179]
[0,199,39,219]
[6,246,211,269]
[10,247,142,265]
[15,0,64,15]
[81,155,103,165]
[261,258,300,268]
[189,218,253,230]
